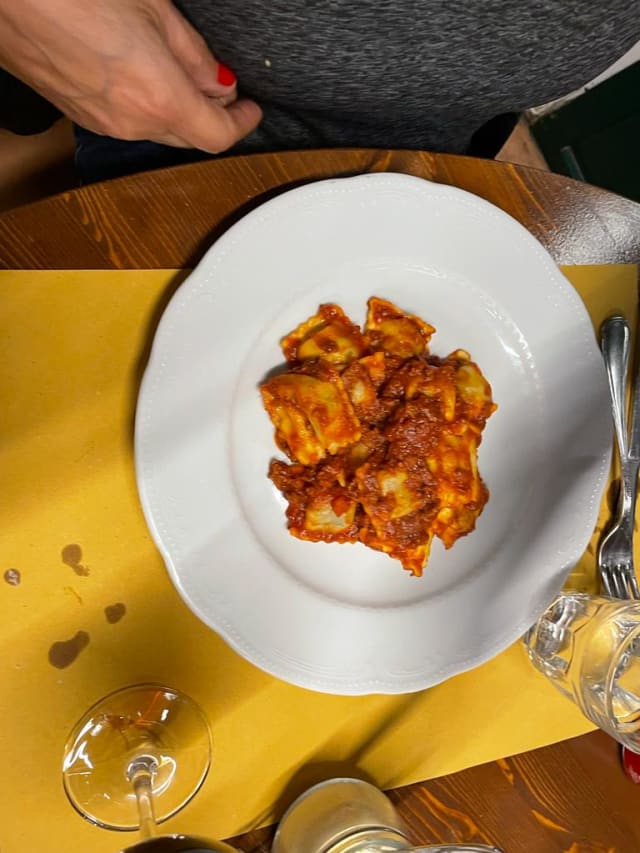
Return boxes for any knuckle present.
[100,88,175,139]
[190,30,210,54]
[95,112,149,141]
[100,119,138,140]
[200,132,234,154]
[140,91,174,121]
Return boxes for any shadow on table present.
[239,692,421,838]
[273,758,378,817]
[126,267,192,443]
[181,149,427,272]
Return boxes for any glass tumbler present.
[272,777,504,853]
[524,592,640,750]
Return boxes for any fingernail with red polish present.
[217,63,236,87]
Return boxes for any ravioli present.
[281,303,369,366]
[260,297,496,576]
[260,368,361,465]
[365,296,435,358]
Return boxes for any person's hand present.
[0,0,262,151]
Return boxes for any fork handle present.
[601,316,635,530]
[601,315,630,460]
[618,460,640,536]
[618,461,640,599]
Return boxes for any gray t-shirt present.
[177,0,638,154]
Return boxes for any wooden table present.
[1,148,639,268]
[2,149,639,852]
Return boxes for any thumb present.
[156,0,238,97]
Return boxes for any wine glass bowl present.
[62,684,212,831]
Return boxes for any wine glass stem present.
[132,767,157,839]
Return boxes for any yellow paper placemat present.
[0,265,636,852]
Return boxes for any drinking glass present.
[62,683,237,853]
[524,592,640,750]
[272,777,504,853]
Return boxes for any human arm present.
[0,0,261,150]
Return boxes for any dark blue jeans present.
[74,125,213,184]
[74,114,517,184]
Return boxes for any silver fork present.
[598,315,640,599]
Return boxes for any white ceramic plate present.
[135,173,610,695]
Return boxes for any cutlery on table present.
[598,315,640,599]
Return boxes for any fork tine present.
[618,565,633,599]
[623,565,640,599]
[612,564,635,600]
[598,560,640,600]
[608,565,625,599]
[600,564,615,597]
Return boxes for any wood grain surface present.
[2,149,639,852]
[1,149,639,269]
[228,731,639,853]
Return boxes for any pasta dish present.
[260,298,496,575]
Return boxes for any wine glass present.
[62,683,237,852]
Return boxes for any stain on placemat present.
[104,603,126,624]
[4,568,21,586]
[64,586,83,605]
[48,631,90,668]
[61,544,89,576]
